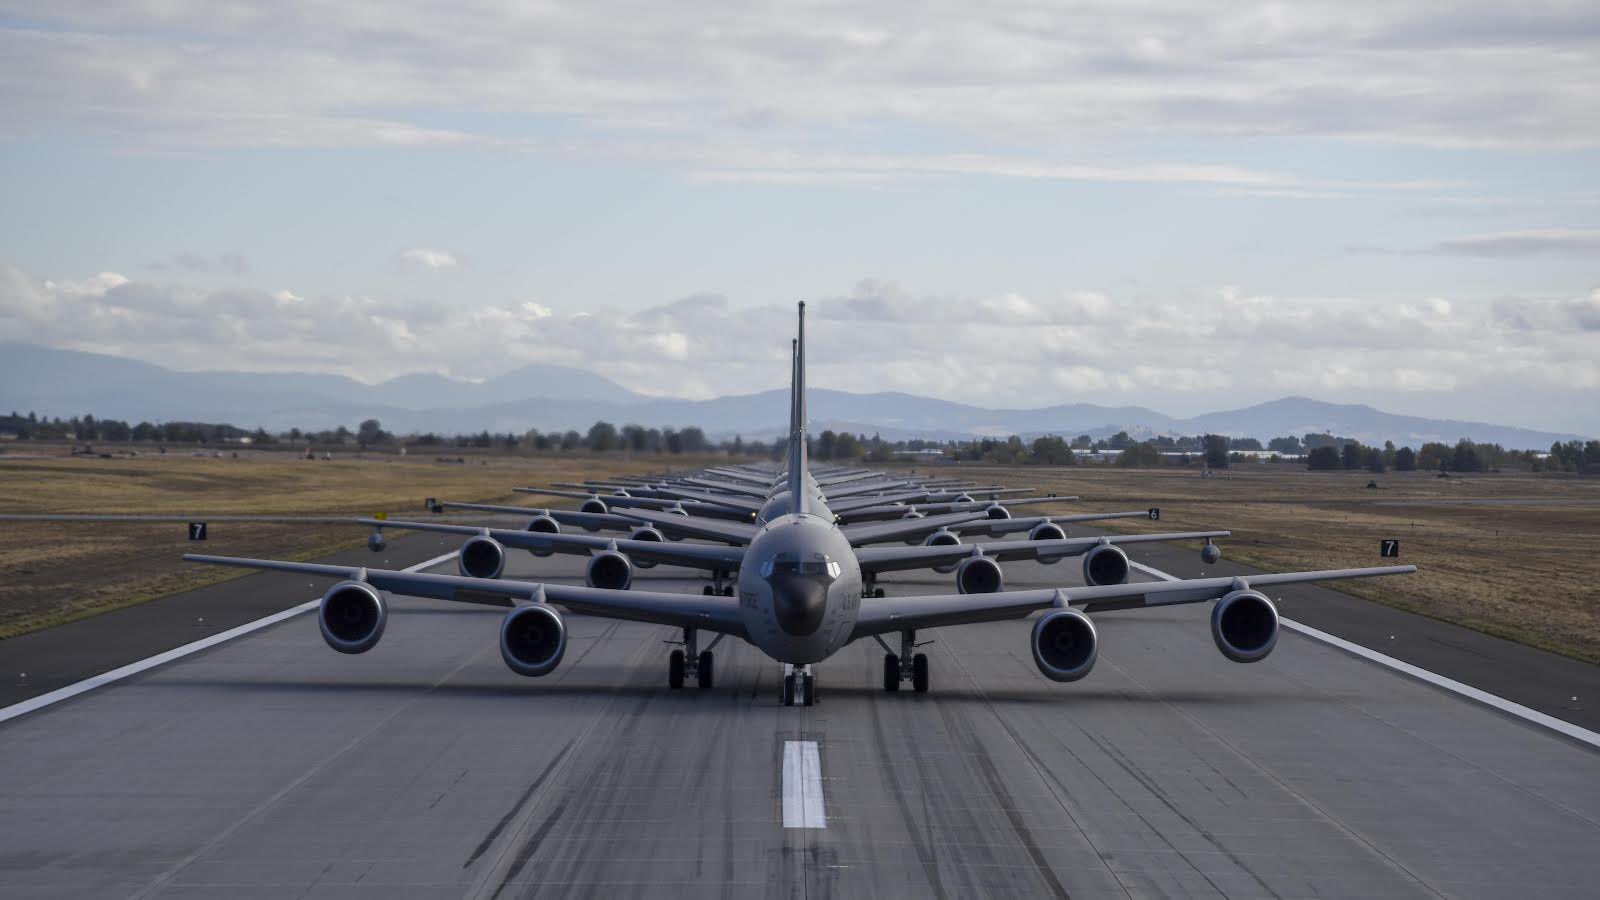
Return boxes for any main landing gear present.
[781,664,816,707]
[667,628,721,690]
[702,569,735,597]
[876,630,930,694]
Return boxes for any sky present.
[0,1,1596,433]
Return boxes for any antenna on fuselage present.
[788,303,808,516]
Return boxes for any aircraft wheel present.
[697,651,715,689]
[882,653,900,692]
[722,585,734,597]
[911,653,930,694]
[781,673,796,706]
[802,673,817,706]
[668,650,685,689]
[702,585,715,596]
[874,588,886,599]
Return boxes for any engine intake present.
[587,550,633,590]
[627,526,665,568]
[1029,521,1066,562]
[1031,609,1098,682]
[459,535,507,579]
[984,503,1011,520]
[500,604,566,677]
[578,497,609,522]
[956,556,1004,594]
[525,515,559,557]
[1081,544,1129,586]
[1211,590,1278,663]
[319,582,387,654]
[924,529,963,574]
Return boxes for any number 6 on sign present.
[188,522,207,541]
[1380,539,1400,558]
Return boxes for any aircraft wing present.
[599,507,759,544]
[839,511,992,546]
[437,502,642,532]
[980,510,1153,536]
[183,555,747,636]
[849,565,1417,638]
[650,487,766,514]
[359,519,746,571]
[853,530,1230,574]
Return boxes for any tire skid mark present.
[865,693,949,900]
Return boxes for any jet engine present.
[954,493,975,503]
[499,604,567,677]
[586,550,633,590]
[1210,590,1278,663]
[366,530,387,553]
[524,514,559,557]
[459,535,507,579]
[318,581,387,654]
[1030,608,1097,682]
[626,526,665,568]
[1028,521,1067,559]
[923,528,963,574]
[984,503,1012,520]
[578,497,609,521]
[1201,540,1223,565]
[1081,544,1130,586]
[955,556,1004,594]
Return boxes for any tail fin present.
[788,302,808,515]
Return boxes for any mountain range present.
[0,343,1587,449]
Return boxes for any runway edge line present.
[1129,560,1600,751]
[0,550,462,727]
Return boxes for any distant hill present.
[0,343,1585,449]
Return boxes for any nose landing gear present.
[781,664,816,706]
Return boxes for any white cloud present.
[4,264,1597,426]
[1,1,1596,166]
[396,248,459,270]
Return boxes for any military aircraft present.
[186,302,1415,705]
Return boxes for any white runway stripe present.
[0,550,461,727]
[782,740,827,828]
[1128,560,1600,750]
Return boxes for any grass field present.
[0,449,691,639]
[3,450,1598,666]
[918,463,1600,664]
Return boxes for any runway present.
[3,543,1599,897]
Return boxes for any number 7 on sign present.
[1380,539,1400,558]
[188,522,208,541]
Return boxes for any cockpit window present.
[759,554,842,580]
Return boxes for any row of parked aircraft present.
[187,303,1415,706]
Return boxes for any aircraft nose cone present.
[770,572,827,636]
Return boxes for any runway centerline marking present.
[0,550,462,727]
[782,740,827,828]
[1128,560,1600,751]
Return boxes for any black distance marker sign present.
[1380,539,1400,558]
[1148,508,1160,520]
[188,522,207,541]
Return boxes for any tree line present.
[5,410,1595,473]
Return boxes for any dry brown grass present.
[920,463,1600,664]
[0,450,696,639]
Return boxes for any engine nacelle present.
[1201,540,1223,565]
[1028,521,1067,560]
[627,526,665,568]
[923,529,963,574]
[611,489,631,497]
[1031,609,1098,682]
[318,581,387,654]
[984,503,1011,520]
[956,556,1004,594]
[459,535,507,579]
[366,530,387,553]
[578,497,609,522]
[524,514,559,557]
[587,550,633,590]
[954,493,975,504]
[901,509,925,544]
[1211,590,1278,663]
[499,604,566,677]
[1081,544,1129,586]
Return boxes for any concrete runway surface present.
[2,538,1599,898]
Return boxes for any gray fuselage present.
[737,507,863,665]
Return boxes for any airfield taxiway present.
[2,537,1599,898]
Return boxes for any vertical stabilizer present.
[788,303,809,515]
